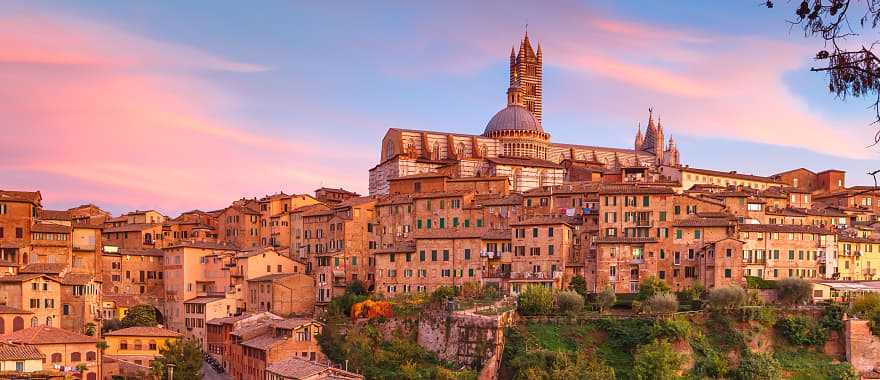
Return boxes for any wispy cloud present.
[0,11,366,214]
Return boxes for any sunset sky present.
[2,1,878,215]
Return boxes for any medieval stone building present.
[369,32,681,196]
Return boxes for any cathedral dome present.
[483,105,543,137]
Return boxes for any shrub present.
[518,286,555,316]
[431,286,457,303]
[691,334,729,379]
[851,293,880,319]
[827,363,859,380]
[735,350,781,380]
[706,286,747,310]
[651,317,691,341]
[636,276,670,301]
[746,276,778,289]
[568,275,588,299]
[820,303,846,332]
[775,315,828,346]
[459,281,482,300]
[641,292,678,314]
[596,286,616,314]
[776,277,812,305]
[121,304,158,328]
[633,340,685,380]
[556,290,585,316]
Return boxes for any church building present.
[369,32,680,195]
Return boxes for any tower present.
[640,108,664,161]
[510,32,542,125]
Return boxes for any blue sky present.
[2,1,878,214]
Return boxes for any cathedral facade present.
[369,32,681,195]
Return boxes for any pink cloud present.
[0,13,368,214]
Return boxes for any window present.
[51,353,62,363]
[724,269,732,278]
[464,249,471,260]
[86,351,97,360]
[71,352,81,362]
[120,340,128,350]
[15,361,23,372]
[419,250,426,261]
[548,227,554,237]
[443,250,449,261]
[431,250,437,261]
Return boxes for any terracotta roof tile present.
[0,190,41,204]
[2,326,98,345]
[104,327,181,338]
[18,263,67,275]
[0,342,43,361]
[739,224,832,234]
[30,223,70,234]
[39,210,71,221]
[266,356,363,379]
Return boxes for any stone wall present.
[417,307,516,372]
[845,317,880,375]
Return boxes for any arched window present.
[71,352,81,362]
[86,351,96,361]
[45,316,52,326]
[134,339,143,350]
[51,353,62,363]
[87,373,96,380]
[432,142,441,160]
[30,317,37,327]
[12,317,23,331]
[120,340,128,350]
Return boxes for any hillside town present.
[4,31,880,380]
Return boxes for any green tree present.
[346,279,368,296]
[150,338,203,379]
[706,286,747,311]
[121,304,159,328]
[84,323,96,336]
[568,275,588,298]
[735,350,781,380]
[550,351,616,380]
[776,277,813,305]
[556,290,584,316]
[851,293,880,318]
[641,292,678,315]
[636,276,670,301]
[517,286,555,316]
[597,286,617,314]
[633,340,684,380]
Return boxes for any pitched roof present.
[183,296,226,304]
[482,229,512,240]
[163,241,238,250]
[104,327,181,338]
[672,215,737,227]
[30,223,70,234]
[3,326,98,344]
[18,263,67,275]
[39,210,71,221]
[272,318,320,330]
[241,333,282,350]
[266,356,363,379]
[0,190,41,205]
[114,248,164,257]
[0,342,43,361]
[0,274,52,283]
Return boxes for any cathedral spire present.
[634,122,644,151]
